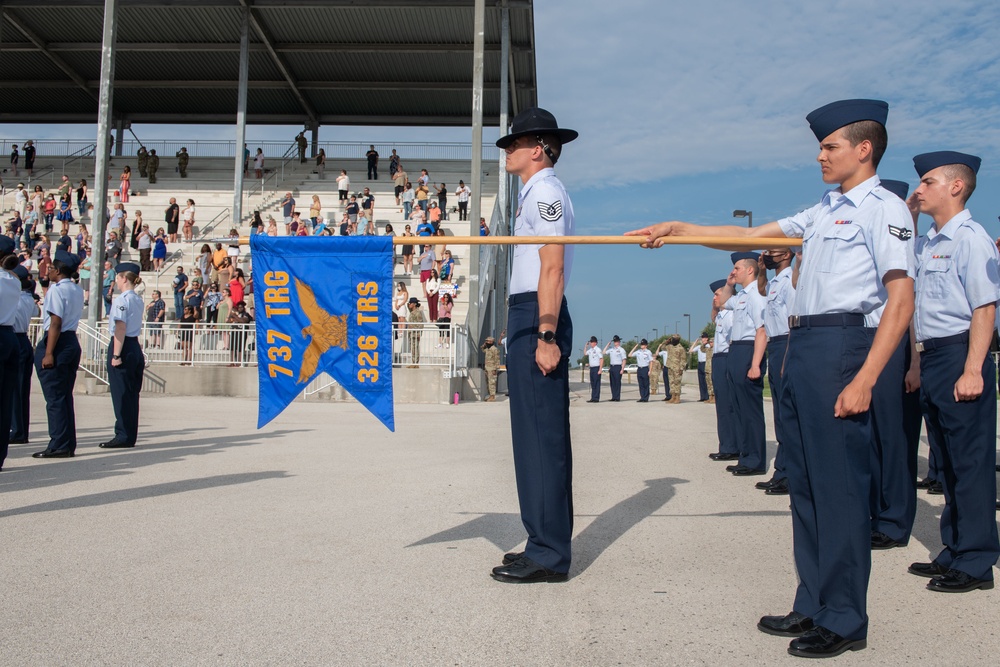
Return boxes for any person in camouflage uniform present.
[483,335,500,401]
[406,297,426,367]
[666,335,687,403]
[137,146,149,177]
[147,149,160,184]
[649,352,662,396]
[177,147,190,178]
[704,337,715,403]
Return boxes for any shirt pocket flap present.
[924,258,951,273]
[822,224,862,242]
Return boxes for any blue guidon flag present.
[250,235,395,431]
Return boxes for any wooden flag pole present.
[225,235,802,248]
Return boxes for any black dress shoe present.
[8,438,28,444]
[755,478,776,490]
[32,450,74,459]
[766,479,790,495]
[502,551,524,565]
[871,531,905,550]
[926,569,994,593]
[732,466,767,476]
[927,481,944,495]
[636,399,648,403]
[915,476,936,489]
[725,464,741,472]
[788,626,866,658]
[757,611,814,637]
[491,556,567,584]
[709,452,739,461]
[908,561,949,578]
[99,441,135,449]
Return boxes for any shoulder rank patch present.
[538,200,563,222]
[887,225,912,241]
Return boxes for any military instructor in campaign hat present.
[490,107,578,584]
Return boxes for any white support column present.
[498,1,510,233]
[87,0,119,332]
[233,5,250,229]
[468,0,486,355]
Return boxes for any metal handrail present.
[190,207,232,260]
[62,144,96,175]
[77,320,111,385]
[27,165,57,190]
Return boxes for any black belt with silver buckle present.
[915,331,969,353]
[788,314,864,329]
[768,334,789,342]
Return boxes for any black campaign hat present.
[806,99,888,142]
[496,107,578,149]
[709,279,727,293]
[589,336,598,343]
[640,338,648,345]
[612,335,621,342]
[913,151,981,178]
[880,179,909,200]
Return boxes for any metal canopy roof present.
[0,0,537,126]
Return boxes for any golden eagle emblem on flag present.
[294,278,348,383]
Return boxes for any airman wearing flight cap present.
[708,278,739,461]
[603,335,627,401]
[628,99,915,658]
[718,251,768,477]
[100,262,146,449]
[585,336,603,402]
[33,247,86,459]
[905,151,1000,593]
[0,236,23,470]
[490,107,578,584]
[9,264,38,447]
[628,338,653,402]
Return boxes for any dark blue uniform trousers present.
[919,341,999,580]
[662,366,671,400]
[766,336,788,481]
[923,414,943,482]
[0,327,19,468]
[727,340,767,472]
[636,366,650,401]
[697,362,709,401]
[34,331,81,455]
[609,364,622,400]
[780,325,871,640]
[108,337,145,446]
[868,332,922,542]
[9,332,33,442]
[507,294,573,573]
[589,366,601,401]
[711,353,737,455]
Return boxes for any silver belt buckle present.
[788,315,800,329]
[915,342,925,352]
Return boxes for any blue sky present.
[3,0,999,352]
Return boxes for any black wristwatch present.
[537,330,557,344]
[113,354,121,360]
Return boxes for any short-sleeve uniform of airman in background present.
[105,266,147,449]
[586,342,603,402]
[0,260,21,469]
[8,266,38,447]
[711,298,737,458]
[762,265,794,486]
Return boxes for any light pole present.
[733,209,753,227]
[675,320,679,334]
[682,313,691,343]
[653,327,658,340]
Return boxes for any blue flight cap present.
[117,261,141,275]
[0,236,14,254]
[912,151,982,178]
[730,251,760,265]
[880,179,909,200]
[806,99,888,141]
[709,279,727,293]
[13,265,29,280]
[54,248,81,271]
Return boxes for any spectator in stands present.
[44,194,56,232]
[73,179,87,218]
[253,148,264,179]
[428,201,442,230]
[415,214,434,252]
[172,266,188,319]
[242,144,249,176]
[204,282,223,323]
[384,223,395,240]
[165,197,180,243]
[19,243,34,274]
[152,228,167,272]
[229,267,246,305]
[437,293,454,348]
[23,140,35,176]
[436,183,448,220]
[362,211,377,236]
[13,183,27,219]
[393,282,409,320]
[280,192,295,235]
[415,181,430,212]
[309,195,322,230]
[337,170,350,203]
[185,279,205,320]
[226,229,241,265]
[37,248,51,292]
[366,145,379,180]
[129,211,142,250]
[361,186,375,220]
[137,224,152,271]
[179,306,196,364]
[401,181,415,219]
[181,199,195,242]
[146,290,165,347]
[78,248,91,305]
[393,166,408,208]
[6,209,23,237]
[218,286,233,325]
[217,256,232,289]
[227,301,252,366]
[102,260,115,316]
[197,243,212,278]
[57,228,72,255]
[426,268,440,320]
[312,216,329,236]
[432,229,447,274]
[56,174,71,202]
[76,224,89,259]
[118,165,131,203]
[479,217,489,236]
[296,221,309,237]
[30,185,43,224]
[418,169,430,187]
[9,143,18,176]
[105,231,122,268]
[57,194,74,233]
[109,203,125,239]
[23,205,37,246]
[266,216,277,236]
[400,224,415,273]
[344,195,359,225]
[389,149,400,177]
[440,249,455,283]
[455,180,471,221]
[316,148,326,179]
[251,210,263,235]
[418,245,436,297]
[289,212,301,236]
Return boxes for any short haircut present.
[738,258,758,276]
[536,134,563,165]
[840,120,887,168]
[942,163,977,203]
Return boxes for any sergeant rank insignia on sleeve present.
[887,225,912,241]
[538,201,563,222]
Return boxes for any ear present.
[950,177,965,199]
[855,139,873,163]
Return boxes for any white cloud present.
[535,0,1000,187]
